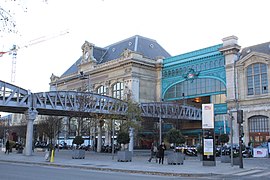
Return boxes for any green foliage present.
[125,99,142,121]
[9,140,16,148]
[196,145,203,154]
[219,134,229,144]
[117,131,130,145]
[165,128,185,145]
[118,98,142,133]
[233,151,239,158]
[73,136,84,145]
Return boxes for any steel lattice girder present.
[0,80,202,120]
[0,80,30,113]
[140,102,201,120]
[32,91,128,116]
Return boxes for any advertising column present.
[202,104,216,166]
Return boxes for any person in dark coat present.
[5,140,10,154]
[157,142,166,164]
[148,142,158,162]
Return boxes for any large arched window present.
[112,82,124,99]
[97,85,107,96]
[248,115,269,133]
[248,115,269,146]
[247,63,268,95]
[164,78,226,100]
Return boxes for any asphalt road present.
[1,160,270,180]
[0,162,204,180]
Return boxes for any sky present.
[0,0,270,105]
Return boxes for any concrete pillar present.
[24,109,38,156]
[97,121,102,153]
[128,127,134,152]
[104,128,112,147]
[156,57,163,102]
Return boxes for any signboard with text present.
[202,104,214,129]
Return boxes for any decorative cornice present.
[164,44,222,65]
[219,44,241,55]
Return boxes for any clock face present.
[84,51,89,60]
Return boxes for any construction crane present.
[0,29,69,83]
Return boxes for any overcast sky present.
[1,0,270,94]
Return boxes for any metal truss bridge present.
[0,80,202,120]
[0,79,202,156]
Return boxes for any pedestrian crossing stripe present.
[234,169,263,176]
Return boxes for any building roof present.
[240,41,270,59]
[61,35,171,77]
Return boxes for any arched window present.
[248,115,269,133]
[112,82,124,99]
[248,115,269,146]
[97,85,107,95]
[164,78,226,100]
[247,63,268,95]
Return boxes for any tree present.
[219,134,229,145]
[219,133,229,157]
[119,98,142,134]
[12,115,27,143]
[165,128,185,148]
[118,97,142,151]
[72,135,84,149]
[74,94,91,136]
[36,116,62,147]
[117,131,130,150]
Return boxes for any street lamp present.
[159,107,162,145]
[79,71,90,92]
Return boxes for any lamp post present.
[79,71,90,92]
[159,111,162,145]
[112,119,115,160]
[159,101,163,145]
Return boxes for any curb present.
[0,159,219,177]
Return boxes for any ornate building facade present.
[50,35,170,102]
[49,35,171,149]
[49,34,270,148]
[223,37,270,147]
[162,43,228,145]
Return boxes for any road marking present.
[234,169,263,176]
[251,171,270,177]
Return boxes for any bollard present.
[50,149,55,163]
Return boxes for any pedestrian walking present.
[5,140,10,154]
[148,142,158,162]
[157,142,166,164]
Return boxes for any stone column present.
[219,35,241,144]
[156,57,163,102]
[128,127,134,153]
[96,120,103,153]
[24,109,38,156]
[104,128,111,146]
[219,36,241,105]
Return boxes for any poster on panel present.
[203,138,214,155]
[202,104,214,129]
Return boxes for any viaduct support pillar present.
[128,127,134,153]
[97,120,103,153]
[25,109,38,156]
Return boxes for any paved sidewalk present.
[0,149,267,177]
